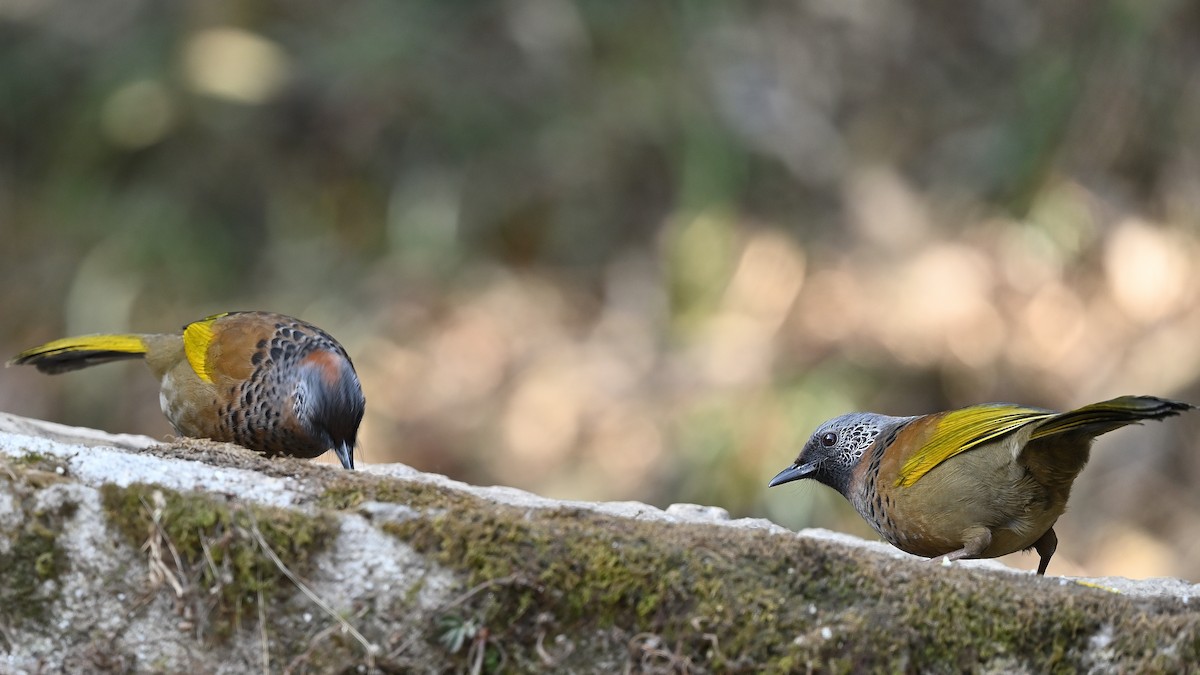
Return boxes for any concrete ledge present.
[0,412,1196,673]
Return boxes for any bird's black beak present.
[768,461,819,487]
[334,441,355,470]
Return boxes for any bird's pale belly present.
[159,371,195,435]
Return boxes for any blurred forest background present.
[3,1,1200,580]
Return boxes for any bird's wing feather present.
[182,314,226,383]
[896,405,1055,487]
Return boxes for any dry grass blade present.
[140,491,186,598]
[245,513,378,668]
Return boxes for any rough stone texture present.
[0,411,1197,674]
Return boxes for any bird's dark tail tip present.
[1099,396,1195,419]
[1033,395,1194,439]
[8,334,150,374]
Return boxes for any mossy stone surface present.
[99,481,336,642]
[316,469,1200,673]
[1,428,1197,673]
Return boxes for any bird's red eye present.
[820,432,838,447]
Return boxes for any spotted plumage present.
[9,311,365,469]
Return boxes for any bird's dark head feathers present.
[297,350,365,469]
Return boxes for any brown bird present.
[8,311,365,469]
[769,395,1193,575]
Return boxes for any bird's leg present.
[1033,528,1058,576]
[930,527,992,566]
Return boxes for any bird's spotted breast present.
[213,316,349,459]
[851,421,911,547]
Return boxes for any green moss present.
[0,519,66,628]
[373,498,860,670]
[312,468,1200,672]
[99,482,335,641]
[13,451,55,467]
[318,473,819,668]
[0,464,72,630]
[318,472,478,513]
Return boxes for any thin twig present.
[285,623,340,675]
[0,459,18,481]
[284,606,369,675]
[246,514,378,668]
[138,493,186,598]
[441,573,526,612]
[470,636,485,675]
[387,573,531,661]
[199,532,223,588]
[0,619,15,652]
[258,573,270,675]
[467,631,505,675]
[536,627,572,666]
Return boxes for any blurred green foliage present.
[3,0,1200,578]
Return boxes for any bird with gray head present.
[769,395,1193,575]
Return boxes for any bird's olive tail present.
[1032,395,1194,440]
[7,334,149,374]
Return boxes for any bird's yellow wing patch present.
[183,314,226,383]
[896,405,1055,487]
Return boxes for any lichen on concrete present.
[1,411,1200,673]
